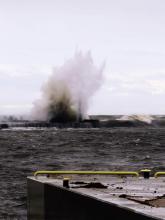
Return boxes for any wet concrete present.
[28,176,165,220]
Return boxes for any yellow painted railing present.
[154,172,165,178]
[34,170,139,177]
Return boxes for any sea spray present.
[118,115,153,124]
[32,51,104,122]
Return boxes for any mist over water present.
[32,51,104,122]
[119,115,154,124]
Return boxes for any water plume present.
[32,51,104,122]
[119,115,153,124]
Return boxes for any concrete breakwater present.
[2,119,165,129]
[27,175,165,220]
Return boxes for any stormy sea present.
[0,117,165,219]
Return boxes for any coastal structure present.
[27,171,165,220]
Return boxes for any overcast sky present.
[0,0,165,115]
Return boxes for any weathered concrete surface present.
[27,176,165,220]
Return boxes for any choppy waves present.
[0,127,165,219]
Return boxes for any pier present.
[27,171,165,220]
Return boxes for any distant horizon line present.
[1,114,165,117]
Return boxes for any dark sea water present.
[0,127,165,219]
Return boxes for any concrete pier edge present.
[27,177,163,220]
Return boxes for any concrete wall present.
[27,178,159,220]
[27,179,45,220]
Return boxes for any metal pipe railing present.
[34,170,139,177]
[154,172,165,178]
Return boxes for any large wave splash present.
[118,115,153,124]
[32,51,104,122]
